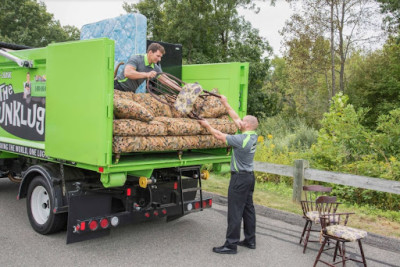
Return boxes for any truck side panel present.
[182,62,249,119]
[45,38,114,166]
[0,48,47,157]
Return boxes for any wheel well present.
[18,165,56,200]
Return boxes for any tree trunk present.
[338,0,346,93]
[329,0,336,98]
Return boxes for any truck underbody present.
[1,157,211,243]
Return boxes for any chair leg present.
[341,242,346,267]
[358,240,367,267]
[313,237,328,267]
[303,221,313,253]
[300,220,310,244]
[333,240,340,262]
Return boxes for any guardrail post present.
[292,159,309,203]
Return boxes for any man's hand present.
[198,119,210,129]
[220,95,228,105]
[146,71,157,79]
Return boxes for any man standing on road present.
[198,95,259,255]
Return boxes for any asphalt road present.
[1,179,399,267]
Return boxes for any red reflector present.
[98,167,104,173]
[154,211,159,216]
[209,199,212,206]
[194,202,200,209]
[89,220,98,231]
[145,212,150,218]
[100,218,109,229]
[127,188,131,196]
[162,209,167,215]
[80,221,86,231]
[173,182,178,190]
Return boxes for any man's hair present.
[147,43,165,55]
[244,115,259,130]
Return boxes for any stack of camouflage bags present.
[113,90,237,153]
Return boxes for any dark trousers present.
[225,172,256,248]
[114,80,124,91]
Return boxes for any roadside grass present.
[202,173,400,239]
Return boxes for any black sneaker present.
[212,245,237,254]
[237,240,256,249]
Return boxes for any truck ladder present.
[179,167,203,215]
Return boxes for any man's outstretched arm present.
[198,120,227,143]
[219,95,243,130]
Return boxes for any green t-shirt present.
[226,131,258,172]
[116,54,162,92]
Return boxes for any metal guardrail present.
[253,160,400,202]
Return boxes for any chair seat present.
[326,225,367,242]
[306,211,320,223]
[306,211,339,224]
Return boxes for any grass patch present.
[203,173,400,239]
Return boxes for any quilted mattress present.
[80,13,147,92]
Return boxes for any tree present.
[283,0,383,96]
[0,0,80,47]
[377,0,400,33]
[346,38,400,127]
[123,0,273,118]
[280,14,332,126]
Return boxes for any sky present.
[41,0,293,57]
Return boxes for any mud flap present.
[66,192,112,244]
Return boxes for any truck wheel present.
[27,175,67,235]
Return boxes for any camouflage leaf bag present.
[113,96,154,122]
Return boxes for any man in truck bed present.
[198,95,259,255]
[114,43,164,92]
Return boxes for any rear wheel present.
[27,175,67,234]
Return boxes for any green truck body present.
[0,38,249,243]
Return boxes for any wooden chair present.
[313,196,367,267]
[299,185,333,253]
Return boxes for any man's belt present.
[231,171,254,175]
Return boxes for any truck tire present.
[27,175,67,235]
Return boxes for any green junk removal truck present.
[0,37,249,243]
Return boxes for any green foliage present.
[378,0,400,33]
[0,0,80,47]
[310,93,371,169]
[254,94,400,210]
[346,39,400,128]
[254,115,317,183]
[280,30,331,126]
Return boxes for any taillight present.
[203,201,207,207]
[194,202,200,209]
[126,188,132,196]
[162,209,167,215]
[173,182,178,190]
[80,221,86,231]
[100,218,109,229]
[89,220,98,231]
[209,199,212,207]
[144,212,150,218]
[154,211,159,216]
